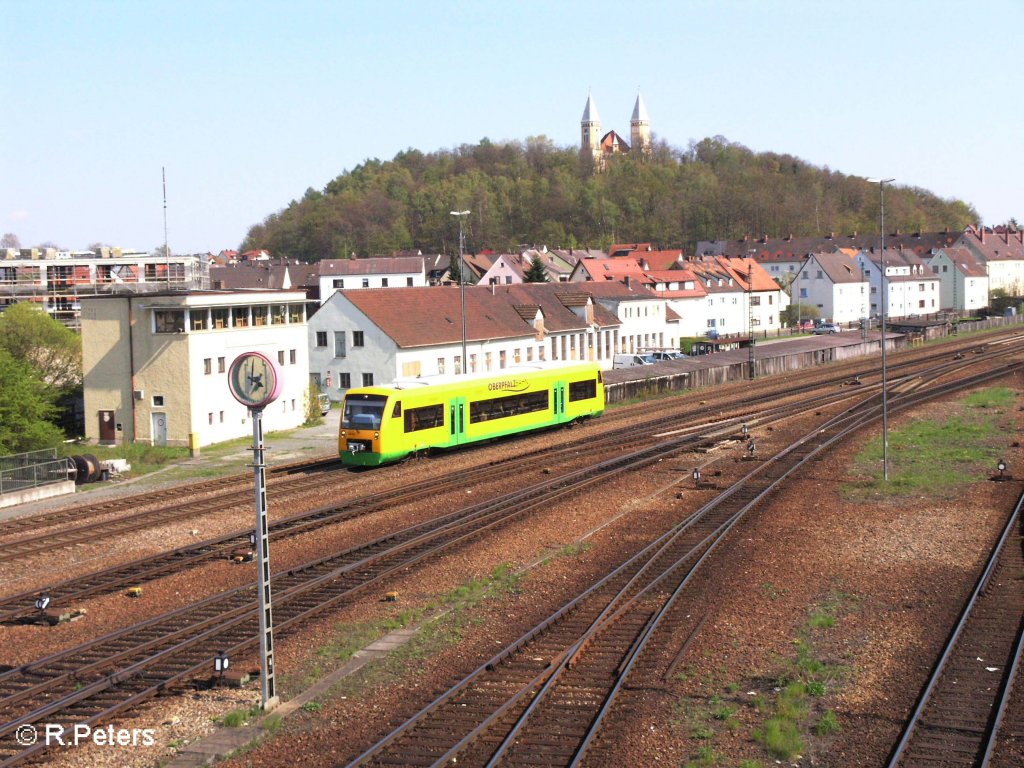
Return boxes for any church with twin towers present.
[580,91,652,168]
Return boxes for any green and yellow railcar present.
[339,363,605,467]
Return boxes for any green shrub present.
[815,709,840,736]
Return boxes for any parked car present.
[317,393,331,415]
[796,319,815,330]
[612,353,656,369]
[813,322,842,334]
[649,351,688,361]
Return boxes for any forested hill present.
[240,136,977,260]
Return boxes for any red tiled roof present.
[318,256,424,275]
[340,283,628,349]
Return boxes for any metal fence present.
[0,448,71,495]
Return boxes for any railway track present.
[0,389,840,623]
[345,363,1021,767]
[1,329,1015,553]
[0,455,343,545]
[4,342,1012,623]
[886,490,1024,768]
[0,359,1016,766]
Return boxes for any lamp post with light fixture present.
[450,210,470,373]
[867,177,895,481]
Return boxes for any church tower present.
[581,93,602,162]
[630,91,651,155]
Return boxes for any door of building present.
[98,410,116,442]
[151,413,168,446]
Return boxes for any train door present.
[553,382,566,422]
[448,396,467,445]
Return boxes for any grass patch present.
[753,716,805,760]
[217,707,259,728]
[815,709,841,736]
[300,701,322,713]
[845,387,1013,499]
[746,591,854,763]
[286,563,523,699]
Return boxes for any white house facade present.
[794,252,869,324]
[317,256,426,303]
[928,248,989,311]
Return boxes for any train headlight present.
[374,432,379,439]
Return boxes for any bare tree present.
[1,233,21,249]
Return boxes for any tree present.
[0,233,20,249]
[0,302,82,391]
[781,303,820,327]
[0,347,64,453]
[523,255,549,282]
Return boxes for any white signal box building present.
[81,290,309,448]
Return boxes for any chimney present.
[980,228,985,244]
[624,275,632,288]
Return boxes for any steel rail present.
[0,368,890,621]
[346,362,1020,767]
[887,488,1024,768]
[0,355,1018,764]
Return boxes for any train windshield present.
[342,394,388,430]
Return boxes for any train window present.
[470,391,549,423]
[342,394,387,430]
[568,379,597,402]
[392,401,402,418]
[404,403,444,432]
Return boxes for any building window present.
[218,357,225,373]
[406,277,413,287]
[209,412,214,425]
[362,372,373,386]
[153,395,164,407]
[333,278,344,288]
[381,278,389,287]
[190,310,209,331]
[232,307,249,327]
[288,305,303,323]
[454,355,462,374]
[289,349,296,364]
[352,331,364,347]
[438,358,446,375]
[334,332,346,357]
[154,309,185,333]
[212,308,230,329]
[316,331,327,347]
[339,372,351,389]
[252,306,268,326]
[271,305,287,324]
[204,358,212,375]
[361,278,369,288]
[219,411,224,423]
[278,350,285,365]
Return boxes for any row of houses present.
[61,226,1022,451]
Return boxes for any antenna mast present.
[162,167,170,286]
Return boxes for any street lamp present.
[450,210,470,374]
[867,177,895,481]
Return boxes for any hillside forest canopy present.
[241,135,978,261]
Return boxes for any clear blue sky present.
[2,0,1021,254]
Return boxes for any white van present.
[612,353,656,369]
